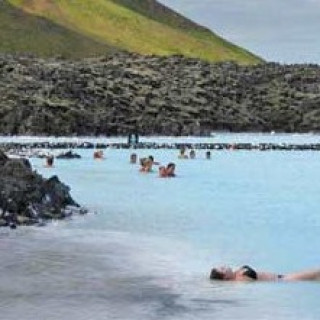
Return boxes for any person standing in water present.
[45,155,54,167]
[189,149,196,159]
[139,155,159,172]
[158,163,176,178]
[178,148,188,159]
[93,150,104,159]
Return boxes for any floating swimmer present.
[210,265,320,281]
[205,151,211,160]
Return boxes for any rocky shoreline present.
[2,141,320,153]
[1,53,320,135]
[0,150,85,228]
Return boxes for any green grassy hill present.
[3,0,262,64]
[0,1,114,58]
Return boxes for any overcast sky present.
[159,0,320,64]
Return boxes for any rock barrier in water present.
[56,150,81,159]
[2,141,320,152]
[0,149,86,228]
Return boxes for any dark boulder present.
[0,150,8,165]
[0,149,84,227]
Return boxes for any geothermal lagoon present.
[1,134,320,320]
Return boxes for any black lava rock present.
[0,149,84,227]
[1,53,320,135]
[56,150,81,159]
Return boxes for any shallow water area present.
[1,134,320,320]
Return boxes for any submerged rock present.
[0,149,85,227]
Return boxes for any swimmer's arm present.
[282,269,320,281]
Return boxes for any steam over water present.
[1,134,320,320]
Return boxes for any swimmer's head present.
[167,162,175,169]
[210,268,225,280]
[210,266,234,280]
[130,153,137,163]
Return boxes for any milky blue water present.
[1,134,320,320]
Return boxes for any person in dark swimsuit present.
[240,265,258,279]
[210,265,320,281]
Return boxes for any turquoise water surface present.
[1,134,320,320]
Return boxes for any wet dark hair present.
[148,156,154,161]
[209,268,225,280]
[167,162,175,169]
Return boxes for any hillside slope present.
[4,0,262,63]
[0,1,114,58]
